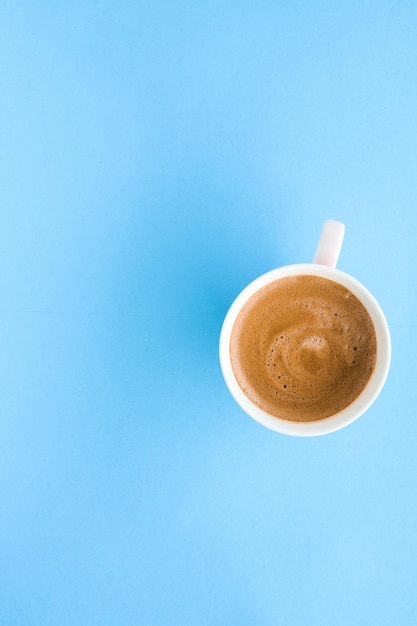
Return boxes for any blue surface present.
[1,2,416,624]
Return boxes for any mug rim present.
[219,263,391,436]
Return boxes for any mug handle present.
[312,220,345,268]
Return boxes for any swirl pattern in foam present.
[230,275,377,422]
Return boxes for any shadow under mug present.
[219,221,391,437]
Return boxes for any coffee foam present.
[230,275,377,422]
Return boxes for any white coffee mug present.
[219,221,391,436]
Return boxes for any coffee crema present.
[230,275,377,422]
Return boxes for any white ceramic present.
[219,221,391,436]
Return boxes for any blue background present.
[1,2,416,624]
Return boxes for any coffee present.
[229,274,377,422]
